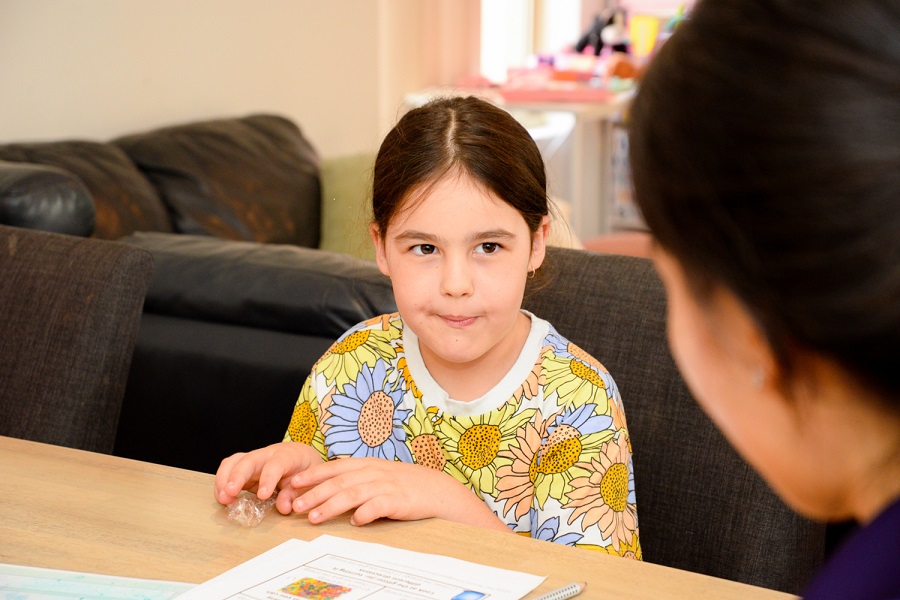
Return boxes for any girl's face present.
[371,172,549,378]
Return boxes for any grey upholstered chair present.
[0,225,154,454]
[523,247,827,595]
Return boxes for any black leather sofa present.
[0,114,321,244]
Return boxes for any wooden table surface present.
[0,436,794,599]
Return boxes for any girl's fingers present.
[290,455,377,488]
[274,486,302,515]
[222,452,270,497]
[256,457,291,500]
[215,443,307,503]
[214,452,251,504]
[348,495,395,526]
[293,470,379,522]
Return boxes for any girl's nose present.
[440,258,474,297]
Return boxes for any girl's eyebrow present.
[393,229,517,244]
[471,229,517,242]
[393,230,439,243]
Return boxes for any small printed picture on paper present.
[279,577,352,599]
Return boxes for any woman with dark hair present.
[629,0,899,597]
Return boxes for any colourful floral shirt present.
[283,311,641,558]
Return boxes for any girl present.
[628,0,899,597]
[215,96,640,557]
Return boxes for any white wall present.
[0,0,444,158]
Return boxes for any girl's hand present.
[289,457,512,532]
[214,441,324,515]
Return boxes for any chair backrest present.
[523,247,826,594]
[0,225,154,454]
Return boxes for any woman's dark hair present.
[372,96,549,236]
[629,0,900,403]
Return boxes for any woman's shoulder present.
[802,496,900,599]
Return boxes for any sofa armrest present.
[0,160,95,236]
[121,232,396,338]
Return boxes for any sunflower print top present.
[283,311,640,558]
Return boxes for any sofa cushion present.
[0,142,173,239]
[319,152,377,261]
[0,160,95,236]
[115,114,321,247]
[121,232,395,338]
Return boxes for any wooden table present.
[0,436,794,599]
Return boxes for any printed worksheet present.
[176,535,544,600]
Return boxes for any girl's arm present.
[288,457,513,532]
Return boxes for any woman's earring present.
[528,267,536,279]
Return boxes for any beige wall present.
[0,0,478,158]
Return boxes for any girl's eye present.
[411,244,437,256]
[476,242,501,255]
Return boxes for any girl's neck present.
[420,312,532,402]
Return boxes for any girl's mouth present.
[440,315,477,328]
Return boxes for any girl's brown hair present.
[372,96,549,237]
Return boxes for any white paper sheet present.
[176,534,545,600]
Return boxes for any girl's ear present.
[369,223,391,277]
[530,215,552,270]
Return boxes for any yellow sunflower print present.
[543,352,611,413]
[566,433,638,553]
[362,312,403,336]
[395,343,423,400]
[403,402,445,470]
[316,326,397,389]
[496,404,615,518]
[588,530,642,559]
[283,377,326,457]
[438,402,534,496]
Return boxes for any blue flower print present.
[529,509,583,546]
[324,360,413,462]
[547,404,612,438]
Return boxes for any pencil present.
[534,581,586,600]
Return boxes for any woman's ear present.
[710,285,780,396]
[369,223,391,277]
[530,215,552,270]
